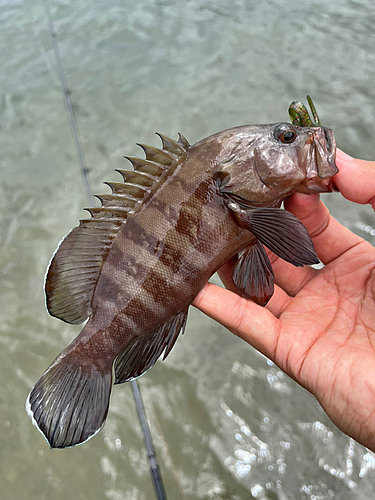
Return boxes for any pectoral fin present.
[233,207,319,267]
[232,241,274,306]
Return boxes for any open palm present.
[193,151,375,451]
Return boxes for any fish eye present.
[274,124,297,144]
[280,130,296,143]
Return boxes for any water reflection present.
[2,0,375,498]
[213,355,375,498]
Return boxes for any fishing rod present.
[43,1,167,498]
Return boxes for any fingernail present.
[336,149,353,161]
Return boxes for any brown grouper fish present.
[27,98,338,448]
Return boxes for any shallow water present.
[1,0,375,498]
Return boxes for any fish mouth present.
[304,177,338,193]
[299,127,338,194]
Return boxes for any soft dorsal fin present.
[45,133,189,325]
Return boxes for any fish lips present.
[299,127,338,193]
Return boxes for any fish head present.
[214,122,338,208]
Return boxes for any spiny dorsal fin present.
[45,133,190,325]
[155,133,186,156]
[85,206,133,221]
[95,194,138,209]
[177,133,190,150]
[115,169,154,187]
[125,157,165,177]
[104,181,149,198]
[136,144,176,166]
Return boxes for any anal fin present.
[232,241,274,306]
[114,310,188,384]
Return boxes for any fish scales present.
[78,146,253,358]
[27,115,338,448]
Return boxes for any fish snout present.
[299,127,338,194]
[313,127,338,180]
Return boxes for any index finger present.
[193,281,280,358]
[284,150,375,264]
[334,150,375,209]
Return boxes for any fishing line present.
[42,1,167,498]
[43,0,94,208]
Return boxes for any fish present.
[26,98,338,448]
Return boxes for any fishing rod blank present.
[132,380,167,500]
[43,1,168,498]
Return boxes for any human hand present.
[193,150,375,451]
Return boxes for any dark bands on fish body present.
[117,297,164,330]
[111,175,225,326]
[158,240,188,274]
[27,118,339,448]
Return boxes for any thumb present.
[335,149,375,209]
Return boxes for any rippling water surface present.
[1,0,375,498]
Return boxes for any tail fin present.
[26,353,112,448]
